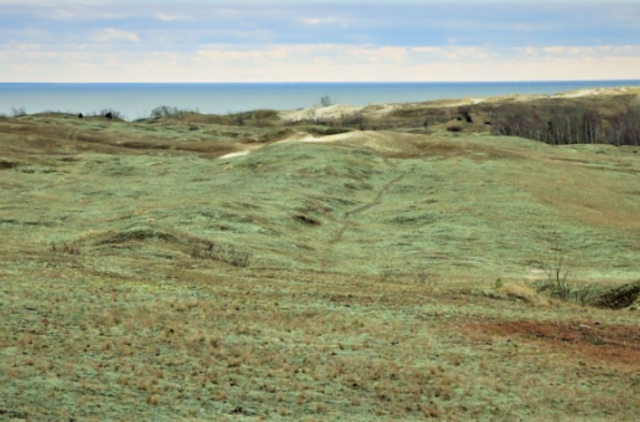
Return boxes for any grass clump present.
[500,281,539,302]
[191,242,253,268]
[50,242,81,256]
[533,278,603,306]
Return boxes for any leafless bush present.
[319,95,333,107]
[12,106,27,117]
[150,105,181,119]
[532,237,602,306]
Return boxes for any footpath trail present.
[330,172,406,245]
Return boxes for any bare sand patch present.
[217,130,427,160]
[552,86,640,99]
[218,150,251,159]
[280,104,363,122]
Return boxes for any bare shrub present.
[150,105,181,119]
[532,237,603,306]
[12,106,27,117]
[319,95,333,107]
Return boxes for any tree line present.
[480,102,640,146]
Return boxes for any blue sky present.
[1,0,639,82]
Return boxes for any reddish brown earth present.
[462,320,640,368]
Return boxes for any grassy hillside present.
[1,92,640,421]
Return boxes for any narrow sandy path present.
[330,172,406,245]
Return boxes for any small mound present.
[98,226,180,245]
[86,226,253,267]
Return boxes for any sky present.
[1,0,639,82]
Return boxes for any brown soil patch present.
[462,320,640,367]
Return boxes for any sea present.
[1,80,639,121]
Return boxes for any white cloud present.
[93,28,140,43]
[543,46,565,54]
[609,45,640,54]
[197,44,406,66]
[412,46,490,60]
[568,46,595,55]
[411,46,442,54]
[344,46,406,63]
[15,43,42,51]
[542,45,640,57]
[197,46,290,62]
[2,42,640,82]
[301,17,349,27]
[513,47,538,55]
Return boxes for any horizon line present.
[2,79,640,85]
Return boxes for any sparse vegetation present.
[11,106,27,117]
[1,87,640,421]
[150,105,182,119]
[226,109,279,126]
[284,111,368,131]
[301,125,353,136]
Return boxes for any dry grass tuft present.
[499,281,545,305]
[190,242,253,268]
[50,242,81,255]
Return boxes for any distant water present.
[1,81,639,121]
